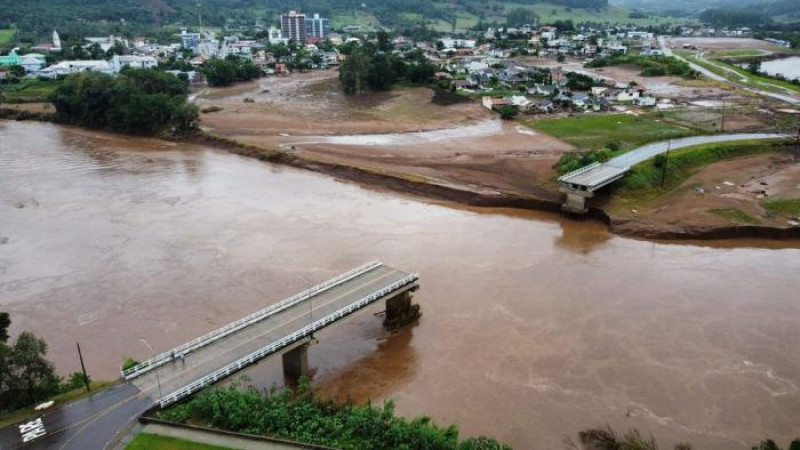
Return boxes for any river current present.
[1,121,799,448]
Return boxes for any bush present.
[497,106,518,120]
[62,372,91,391]
[121,357,139,371]
[158,380,511,449]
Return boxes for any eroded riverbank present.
[2,121,800,449]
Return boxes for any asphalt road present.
[0,384,153,450]
[607,132,792,168]
[658,37,800,106]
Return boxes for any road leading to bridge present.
[130,262,417,406]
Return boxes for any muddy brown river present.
[1,121,799,449]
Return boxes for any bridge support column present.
[384,290,420,330]
[282,344,310,380]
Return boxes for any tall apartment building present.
[281,10,306,44]
[307,13,330,40]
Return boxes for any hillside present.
[0,0,621,44]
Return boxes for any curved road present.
[658,37,800,106]
[607,132,792,168]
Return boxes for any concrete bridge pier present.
[559,186,592,215]
[282,343,310,380]
[384,289,420,329]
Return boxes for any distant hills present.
[611,0,799,26]
[0,0,611,44]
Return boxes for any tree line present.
[49,68,198,136]
[0,312,90,413]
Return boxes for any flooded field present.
[761,57,800,81]
[1,121,800,449]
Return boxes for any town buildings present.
[281,10,307,44]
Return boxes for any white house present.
[40,60,115,78]
[111,55,157,72]
[617,89,641,102]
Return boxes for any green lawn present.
[525,113,695,150]
[0,29,14,46]
[126,433,234,450]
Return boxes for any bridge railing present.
[158,273,420,408]
[122,261,384,380]
[557,162,602,183]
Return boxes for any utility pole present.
[76,342,90,392]
[660,140,671,188]
[720,98,725,132]
[140,339,162,400]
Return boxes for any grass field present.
[525,113,695,150]
[0,29,14,46]
[126,433,233,450]
[763,198,800,217]
[0,79,61,103]
[418,1,691,31]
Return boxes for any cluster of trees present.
[699,8,770,28]
[50,68,198,135]
[505,8,539,27]
[0,312,89,413]
[565,72,602,91]
[159,379,510,449]
[339,34,436,95]
[587,55,697,78]
[202,56,261,87]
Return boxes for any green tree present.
[9,332,60,406]
[496,106,519,120]
[340,49,370,94]
[203,58,238,86]
[748,60,762,74]
[9,65,25,78]
[506,8,539,27]
[0,312,9,343]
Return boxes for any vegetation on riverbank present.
[126,433,233,450]
[158,379,510,449]
[763,198,800,217]
[527,113,695,152]
[586,54,698,78]
[49,68,198,136]
[614,139,787,198]
[0,79,62,104]
[0,312,111,427]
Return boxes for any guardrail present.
[122,261,384,380]
[558,162,602,182]
[158,273,419,408]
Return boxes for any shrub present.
[497,105,519,120]
[121,357,139,371]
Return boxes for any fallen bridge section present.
[126,263,419,408]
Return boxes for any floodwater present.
[760,57,800,81]
[2,121,800,449]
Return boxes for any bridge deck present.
[560,164,629,191]
[131,264,413,399]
